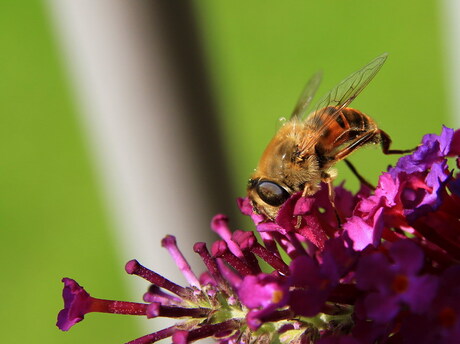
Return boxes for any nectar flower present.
[355,240,439,323]
[57,278,148,332]
[58,127,460,343]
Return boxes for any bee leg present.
[344,159,376,191]
[326,180,342,228]
[379,129,419,154]
[295,188,310,229]
[296,185,320,229]
[295,215,302,229]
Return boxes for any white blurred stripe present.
[442,0,460,126]
[46,0,213,334]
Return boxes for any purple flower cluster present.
[57,127,460,343]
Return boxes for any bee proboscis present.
[247,53,412,219]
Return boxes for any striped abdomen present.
[311,106,380,166]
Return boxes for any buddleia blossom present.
[57,127,460,343]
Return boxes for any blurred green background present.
[195,1,450,195]
[0,1,451,343]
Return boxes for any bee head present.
[247,178,291,219]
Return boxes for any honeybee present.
[247,54,411,219]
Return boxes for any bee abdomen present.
[315,107,379,156]
[321,107,374,134]
[340,108,374,131]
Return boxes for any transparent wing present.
[304,53,388,133]
[290,71,323,119]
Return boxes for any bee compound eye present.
[256,181,291,206]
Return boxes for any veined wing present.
[300,53,388,150]
[290,71,323,119]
